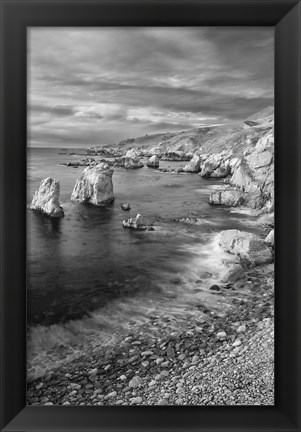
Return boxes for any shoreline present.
[27,263,274,406]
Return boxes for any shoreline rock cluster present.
[28,107,275,405]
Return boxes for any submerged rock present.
[121,202,131,211]
[147,155,160,168]
[29,177,64,218]
[71,163,114,206]
[219,229,273,266]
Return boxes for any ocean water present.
[27,147,263,379]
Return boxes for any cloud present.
[28,27,274,147]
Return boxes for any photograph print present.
[27,27,274,406]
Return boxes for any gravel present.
[27,264,274,406]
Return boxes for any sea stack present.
[147,155,159,168]
[71,163,114,206]
[29,177,64,217]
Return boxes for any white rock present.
[147,155,159,168]
[125,148,140,159]
[217,331,227,338]
[71,163,114,206]
[219,229,273,265]
[122,214,146,230]
[264,229,274,247]
[29,178,64,217]
[220,262,245,282]
[237,324,246,333]
[183,155,201,172]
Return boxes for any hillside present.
[88,107,274,158]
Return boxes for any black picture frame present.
[0,0,300,431]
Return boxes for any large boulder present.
[183,155,201,172]
[71,163,114,206]
[125,149,140,159]
[114,155,144,169]
[209,189,246,206]
[147,155,159,168]
[219,229,273,265]
[124,158,144,169]
[220,262,245,282]
[29,178,64,217]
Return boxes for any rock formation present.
[220,262,245,282]
[199,152,231,178]
[29,177,64,217]
[61,157,96,167]
[147,155,159,168]
[121,203,131,211]
[161,151,192,161]
[183,155,201,173]
[209,129,274,210]
[113,152,144,169]
[71,163,114,206]
[219,229,273,266]
[264,229,274,247]
[122,214,146,230]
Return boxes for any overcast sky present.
[28,27,274,148]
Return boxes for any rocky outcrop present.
[159,167,184,174]
[87,147,123,157]
[123,158,144,169]
[113,153,144,169]
[122,214,145,230]
[122,214,154,231]
[219,229,273,266]
[29,178,64,217]
[220,262,245,282]
[61,157,97,167]
[264,229,274,247]
[199,152,231,178]
[183,155,201,173]
[209,188,264,209]
[125,149,140,159]
[147,155,159,168]
[71,163,114,206]
[161,151,192,161]
[209,128,274,210]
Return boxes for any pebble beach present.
[27,264,274,406]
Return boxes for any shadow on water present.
[30,210,63,237]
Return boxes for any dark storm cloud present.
[30,104,75,117]
[28,27,273,147]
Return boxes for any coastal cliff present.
[87,107,274,213]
